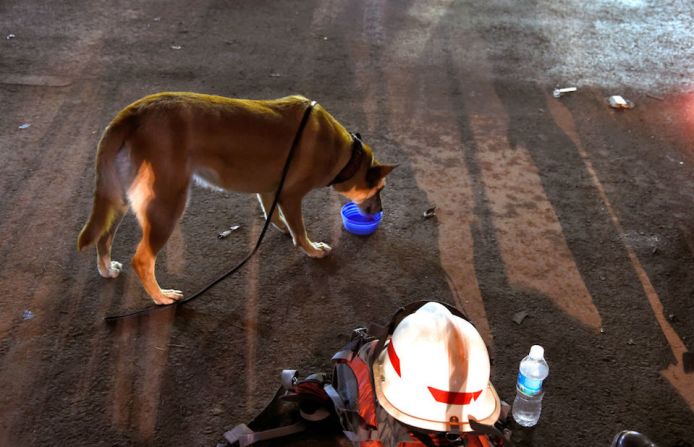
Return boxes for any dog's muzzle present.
[357,193,382,215]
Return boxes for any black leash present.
[105,100,317,322]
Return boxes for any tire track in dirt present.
[547,95,694,412]
[443,3,602,331]
[0,2,210,442]
[0,79,110,445]
[360,1,601,348]
[0,75,104,340]
[0,27,120,433]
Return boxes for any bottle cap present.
[529,345,544,360]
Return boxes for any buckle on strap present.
[446,416,462,442]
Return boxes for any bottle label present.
[517,372,543,396]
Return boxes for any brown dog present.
[77,93,396,304]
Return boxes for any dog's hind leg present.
[128,161,189,305]
[279,194,332,258]
[96,206,127,278]
[257,193,289,234]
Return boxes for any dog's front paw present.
[152,289,184,305]
[98,261,123,278]
[303,242,332,258]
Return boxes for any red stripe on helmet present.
[427,387,482,405]
[387,341,401,377]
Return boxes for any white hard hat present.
[373,302,500,432]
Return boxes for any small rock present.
[600,327,606,334]
[6,33,16,40]
[608,95,635,109]
[512,311,529,325]
[423,206,437,219]
[171,45,182,50]
[627,338,635,346]
[211,406,223,416]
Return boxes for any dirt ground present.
[1,1,693,446]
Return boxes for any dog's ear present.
[366,164,398,187]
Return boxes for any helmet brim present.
[373,348,501,432]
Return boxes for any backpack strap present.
[327,329,383,444]
[221,421,307,447]
[468,419,510,445]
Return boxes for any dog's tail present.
[77,113,133,251]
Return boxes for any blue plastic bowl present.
[341,202,383,236]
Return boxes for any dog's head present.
[333,137,397,215]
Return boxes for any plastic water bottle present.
[512,345,549,427]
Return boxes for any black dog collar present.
[329,133,365,186]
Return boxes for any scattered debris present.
[646,93,664,101]
[665,155,684,165]
[608,95,635,109]
[512,311,529,325]
[171,45,182,50]
[22,310,34,320]
[18,123,30,129]
[423,206,437,219]
[217,230,231,239]
[668,313,676,322]
[218,225,241,239]
[218,229,233,239]
[683,352,694,373]
[270,73,281,77]
[153,17,161,21]
[553,87,577,98]
[6,33,16,40]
